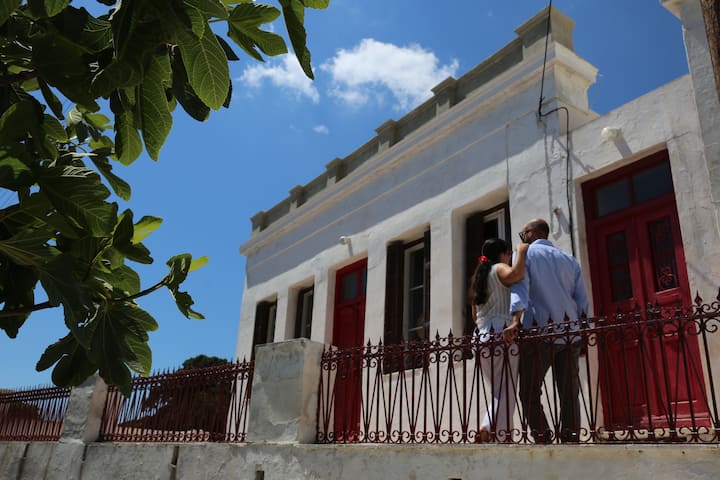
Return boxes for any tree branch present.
[0,300,54,318]
[113,278,167,303]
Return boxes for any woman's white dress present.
[475,264,519,440]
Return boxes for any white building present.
[236,0,720,447]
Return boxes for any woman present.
[470,237,528,443]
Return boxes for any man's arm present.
[510,274,529,314]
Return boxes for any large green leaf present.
[0,100,42,143]
[189,255,209,272]
[112,209,134,249]
[172,290,204,319]
[89,303,158,392]
[165,254,204,319]
[0,224,56,267]
[302,0,329,8]
[57,235,107,267]
[31,32,97,107]
[20,192,82,240]
[184,5,205,38]
[114,107,143,166]
[132,215,163,243]
[91,60,142,97]
[165,253,192,291]
[37,165,118,236]
[112,210,153,264]
[228,3,287,60]
[0,264,37,338]
[176,24,230,110]
[27,0,70,18]
[37,333,98,389]
[0,0,21,26]
[171,53,211,121]
[98,264,140,295]
[0,149,33,190]
[36,333,77,371]
[38,254,85,310]
[139,54,173,160]
[215,34,240,61]
[43,114,68,142]
[91,155,132,201]
[184,0,227,19]
[38,79,64,120]
[278,0,313,79]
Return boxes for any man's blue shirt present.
[510,239,589,329]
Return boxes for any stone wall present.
[1,440,717,480]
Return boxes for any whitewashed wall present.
[234,0,720,442]
[236,13,600,358]
[2,440,719,480]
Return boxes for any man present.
[510,218,589,443]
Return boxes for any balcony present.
[318,297,720,444]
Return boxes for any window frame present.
[252,299,277,357]
[384,229,430,348]
[294,285,314,339]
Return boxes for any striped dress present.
[475,264,511,340]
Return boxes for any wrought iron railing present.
[99,360,254,442]
[317,295,720,444]
[0,385,71,441]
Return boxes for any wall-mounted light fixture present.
[339,235,351,245]
[600,127,621,142]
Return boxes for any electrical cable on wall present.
[537,0,577,258]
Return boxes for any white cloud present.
[238,55,320,103]
[313,124,329,135]
[321,39,459,111]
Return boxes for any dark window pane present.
[596,179,631,217]
[610,270,633,301]
[409,249,424,288]
[632,161,673,204]
[407,289,425,342]
[303,291,313,338]
[295,287,313,339]
[361,268,367,295]
[606,231,633,301]
[483,218,499,239]
[648,217,679,292]
[342,272,358,301]
[266,303,277,343]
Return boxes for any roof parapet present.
[246,6,585,239]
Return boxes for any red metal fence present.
[317,296,720,444]
[0,385,71,441]
[99,360,254,442]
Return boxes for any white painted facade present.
[3,2,720,479]
[237,1,720,365]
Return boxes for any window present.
[294,286,314,339]
[593,156,673,219]
[252,300,277,356]
[384,230,430,346]
[404,244,427,343]
[464,204,511,335]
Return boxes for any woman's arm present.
[496,242,528,287]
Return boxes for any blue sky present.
[0,0,690,388]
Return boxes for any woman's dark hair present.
[470,238,509,305]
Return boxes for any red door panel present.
[332,259,367,439]
[584,156,710,431]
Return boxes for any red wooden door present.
[332,259,367,438]
[584,153,710,430]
